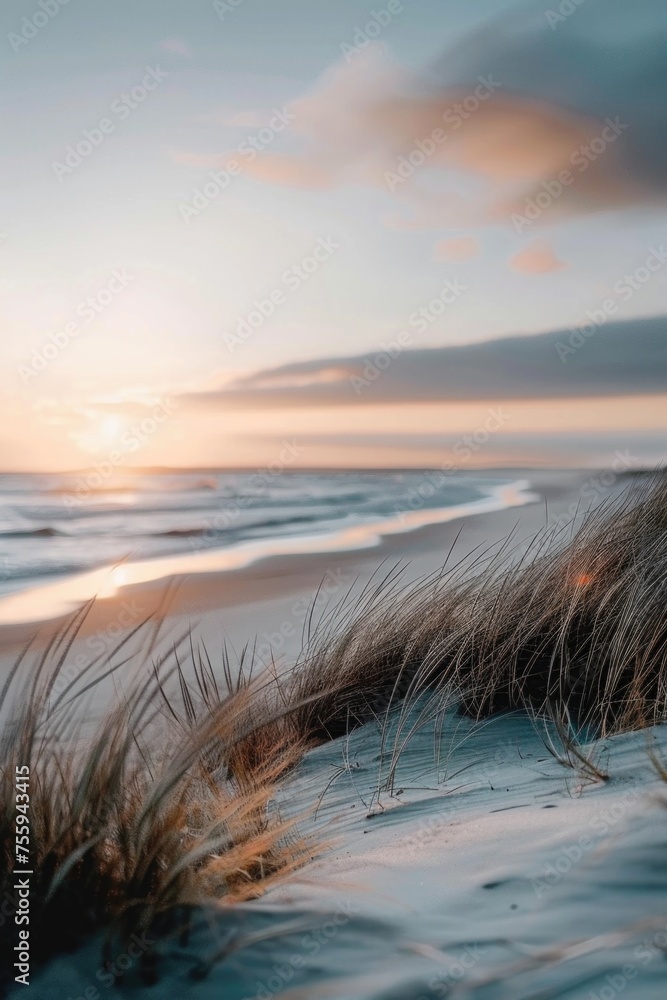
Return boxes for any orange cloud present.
[510,241,567,275]
[159,39,192,58]
[435,236,479,262]
[189,6,666,229]
[241,154,334,189]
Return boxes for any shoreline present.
[0,470,631,657]
[5,468,667,999]
[0,477,535,628]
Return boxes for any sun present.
[71,412,130,455]
[99,416,125,445]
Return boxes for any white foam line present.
[0,480,538,625]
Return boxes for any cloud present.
[169,148,335,186]
[435,237,479,262]
[241,153,335,189]
[281,429,667,468]
[510,240,567,274]
[197,0,667,230]
[181,316,667,409]
[159,39,192,58]
[237,365,354,390]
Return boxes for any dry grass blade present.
[2,472,667,986]
[0,621,317,989]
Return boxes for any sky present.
[1,0,666,471]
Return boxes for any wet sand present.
[0,471,626,672]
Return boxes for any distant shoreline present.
[0,477,536,628]
[0,469,628,666]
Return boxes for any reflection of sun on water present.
[96,565,130,599]
[111,566,128,588]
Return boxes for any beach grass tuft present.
[1,471,666,981]
[0,617,313,987]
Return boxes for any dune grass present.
[234,472,667,784]
[0,614,314,988]
[1,471,666,982]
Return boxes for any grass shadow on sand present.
[1,471,667,988]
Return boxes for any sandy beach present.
[6,467,667,1000]
[0,470,608,670]
[5,1,667,994]
[5,0,667,1000]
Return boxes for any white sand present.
[18,710,667,999]
[6,470,666,999]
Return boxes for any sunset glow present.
[1,0,666,474]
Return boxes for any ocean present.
[0,469,528,601]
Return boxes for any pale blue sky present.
[1,0,666,469]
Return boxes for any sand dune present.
[3,470,666,1000]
